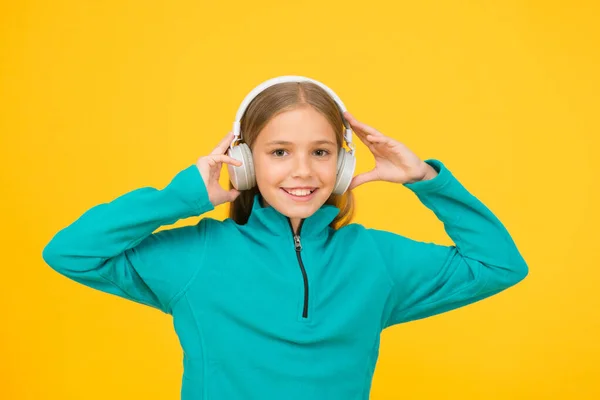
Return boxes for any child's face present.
[251,106,338,221]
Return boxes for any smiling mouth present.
[281,187,318,197]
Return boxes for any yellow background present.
[1,0,599,398]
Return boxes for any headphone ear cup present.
[227,143,256,190]
[332,147,356,195]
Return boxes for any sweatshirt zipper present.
[288,219,309,318]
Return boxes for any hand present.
[344,111,438,190]
[196,132,243,207]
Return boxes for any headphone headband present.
[232,75,354,154]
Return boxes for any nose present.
[292,153,312,178]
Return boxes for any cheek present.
[253,156,282,184]
[320,159,338,183]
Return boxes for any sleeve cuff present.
[165,164,215,214]
[402,159,454,193]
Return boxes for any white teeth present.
[284,188,314,196]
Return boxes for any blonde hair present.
[228,81,355,229]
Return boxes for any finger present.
[354,133,388,153]
[353,131,382,155]
[352,128,373,146]
[365,134,389,144]
[355,131,388,144]
[208,154,243,167]
[348,169,379,191]
[344,112,384,137]
[228,188,241,202]
[211,131,236,155]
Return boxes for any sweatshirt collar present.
[246,193,341,238]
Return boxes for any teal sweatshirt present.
[42,159,528,399]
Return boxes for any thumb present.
[348,169,379,191]
[228,188,241,202]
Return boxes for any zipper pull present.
[293,234,302,251]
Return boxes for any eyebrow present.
[265,140,336,146]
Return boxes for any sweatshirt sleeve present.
[42,164,215,314]
[371,159,529,328]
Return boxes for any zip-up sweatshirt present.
[42,159,528,400]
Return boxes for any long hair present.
[228,81,355,229]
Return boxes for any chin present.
[282,205,320,219]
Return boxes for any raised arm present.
[372,159,528,327]
[341,112,528,328]
[42,132,243,314]
[42,164,216,314]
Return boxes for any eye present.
[314,149,330,157]
[271,149,288,157]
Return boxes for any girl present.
[43,76,528,399]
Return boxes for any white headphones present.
[226,75,356,195]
